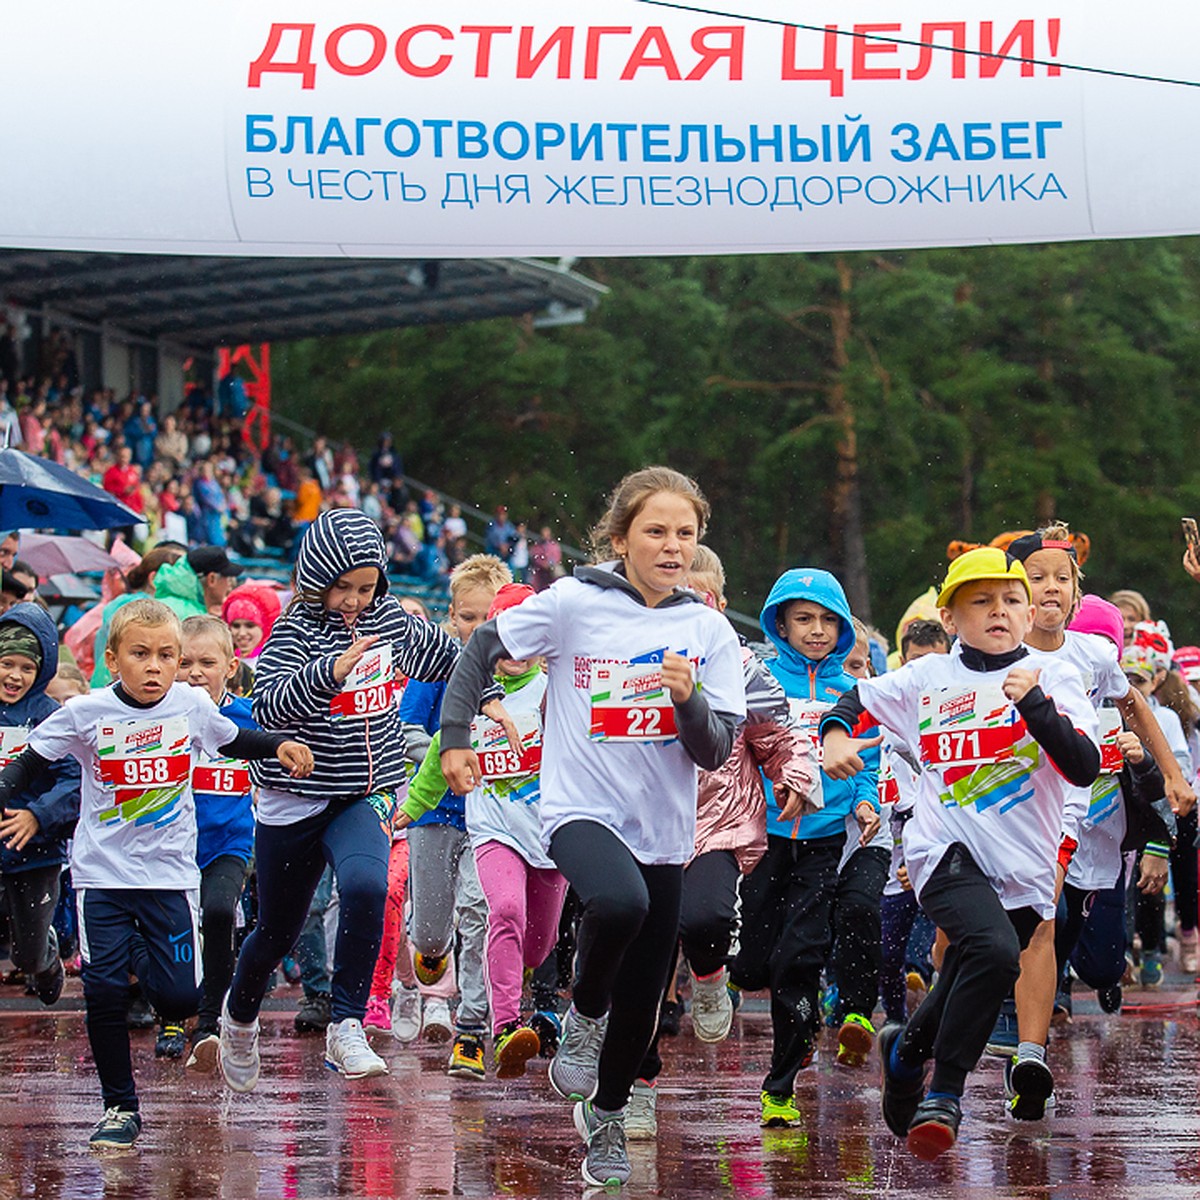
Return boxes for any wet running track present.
[1,978,1198,1200]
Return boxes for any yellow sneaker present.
[761,1091,801,1127]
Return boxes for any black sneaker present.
[1097,984,1122,1013]
[658,997,683,1038]
[294,991,332,1034]
[89,1107,142,1149]
[1004,1055,1054,1121]
[528,1010,562,1058]
[34,955,65,1007]
[155,1023,187,1059]
[126,995,156,1030]
[879,1023,926,1138]
[907,1094,962,1161]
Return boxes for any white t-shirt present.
[495,572,746,865]
[465,671,552,868]
[1026,631,1131,890]
[29,683,240,890]
[856,647,1098,918]
[880,735,921,896]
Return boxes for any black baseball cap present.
[187,546,244,578]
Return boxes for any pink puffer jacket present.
[693,646,817,874]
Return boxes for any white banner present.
[3,1,1199,257]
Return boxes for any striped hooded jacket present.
[250,508,464,802]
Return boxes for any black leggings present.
[549,820,683,1112]
[196,855,249,1031]
[638,848,741,1083]
[830,846,889,1020]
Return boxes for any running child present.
[0,597,312,1147]
[729,567,879,1128]
[438,467,745,1188]
[626,546,814,1140]
[877,620,949,1028]
[1053,596,1172,1018]
[820,547,1099,1160]
[219,509,509,1090]
[173,615,257,1071]
[400,582,568,1079]
[398,553,511,1074]
[0,603,82,1010]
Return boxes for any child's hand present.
[776,784,808,836]
[333,635,380,684]
[441,747,483,796]
[1138,852,1169,894]
[1185,545,1200,583]
[855,800,881,846]
[1002,667,1041,705]
[897,863,911,891]
[0,808,39,852]
[1116,729,1144,764]
[277,741,314,778]
[393,812,413,831]
[480,698,520,751]
[821,728,883,780]
[662,653,694,704]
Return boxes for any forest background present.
[274,240,1200,644]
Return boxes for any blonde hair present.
[590,466,710,562]
[182,614,235,661]
[688,544,726,600]
[108,598,182,653]
[449,554,512,603]
[1109,588,1151,623]
[1037,521,1084,617]
[52,663,89,696]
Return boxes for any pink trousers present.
[473,840,567,1035]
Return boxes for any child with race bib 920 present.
[438,467,746,1189]
[219,508,510,1092]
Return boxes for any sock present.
[593,1103,623,1121]
[1017,1041,1046,1064]
[924,1090,960,1105]
[889,1035,924,1081]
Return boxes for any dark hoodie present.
[250,509,465,801]
[0,603,81,873]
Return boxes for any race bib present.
[1097,710,1124,775]
[96,715,191,823]
[0,726,28,768]
[878,755,900,805]
[918,683,1025,768]
[192,758,251,796]
[331,642,394,720]
[471,711,543,780]
[788,699,831,765]
[589,661,677,742]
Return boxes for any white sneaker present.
[325,1017,389,1079]
[625,1080,658,1140]
[422,997,453,1043]
[391,983,422,1043]
[690,967,733,1043]
[219,995,260,1092]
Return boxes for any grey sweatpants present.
[406,823,489,1031]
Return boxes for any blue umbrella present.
[0,449,141,531]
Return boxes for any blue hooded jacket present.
[759,569,878,840]
[0,603,81,873]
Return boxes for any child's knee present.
[587,887,648,936]
[146,977,203,1021]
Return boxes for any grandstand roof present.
[0,251,606,348]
